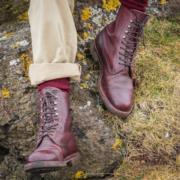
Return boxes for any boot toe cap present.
[27,147,63,163]
[101,77,134,114]
[112,98,133,112]
[110,88,133,112]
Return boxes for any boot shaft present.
[37,87,73,146]
[106,6,148,38]
[95,5,149,73]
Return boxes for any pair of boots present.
[25,6,148,173]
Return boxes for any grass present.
[114,163,180,180]
[103,16,180,179]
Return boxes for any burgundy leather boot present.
[91,5,148,118]
[25,87,79,173]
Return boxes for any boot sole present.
[24,152,80,173]
[90,41,133,119]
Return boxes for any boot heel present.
[66,153,80,166]
[71,153,80,165]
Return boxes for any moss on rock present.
[0,0,29,23]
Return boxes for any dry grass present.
[114,161,180,180]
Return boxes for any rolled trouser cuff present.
[29,63,81,86]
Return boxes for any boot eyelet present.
[125,30,128,33]
[128,25,131,28]
[130,20,133,23]
[123,35,126,39]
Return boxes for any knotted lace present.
[38,91,59,139]
[118,16,146,67]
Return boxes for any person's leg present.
[28,0,81,86]
[38,78,70,92]
[91,0,148,118]
[25,0,80,173]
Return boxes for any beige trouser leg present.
[28,0,81,86]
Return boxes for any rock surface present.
[0,2,123,180]
[0,0,29,23]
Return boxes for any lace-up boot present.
[25,87,79,173]
[91,5,148,118]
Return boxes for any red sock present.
[38,78,70,92]
[121,0,148,12]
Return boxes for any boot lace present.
[38,91,59,139]
[118,16,146,67]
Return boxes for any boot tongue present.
[38,136,54,148]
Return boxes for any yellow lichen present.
[19,53,32,77]
[102,0,121,12]
[85,23,93,30]
[83,73,91,81]
[10,42,20,49]
[1,88,10,98]
[81,8,92,21]
[176,154,180,166]
[18,11,28,22]
[4,32,15,38]
[77,52,85,61]
[112,138,123,150]
[80,82,89,89]
[73,170,87,179]
[82,32,90,40]
[159,0,168,5]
